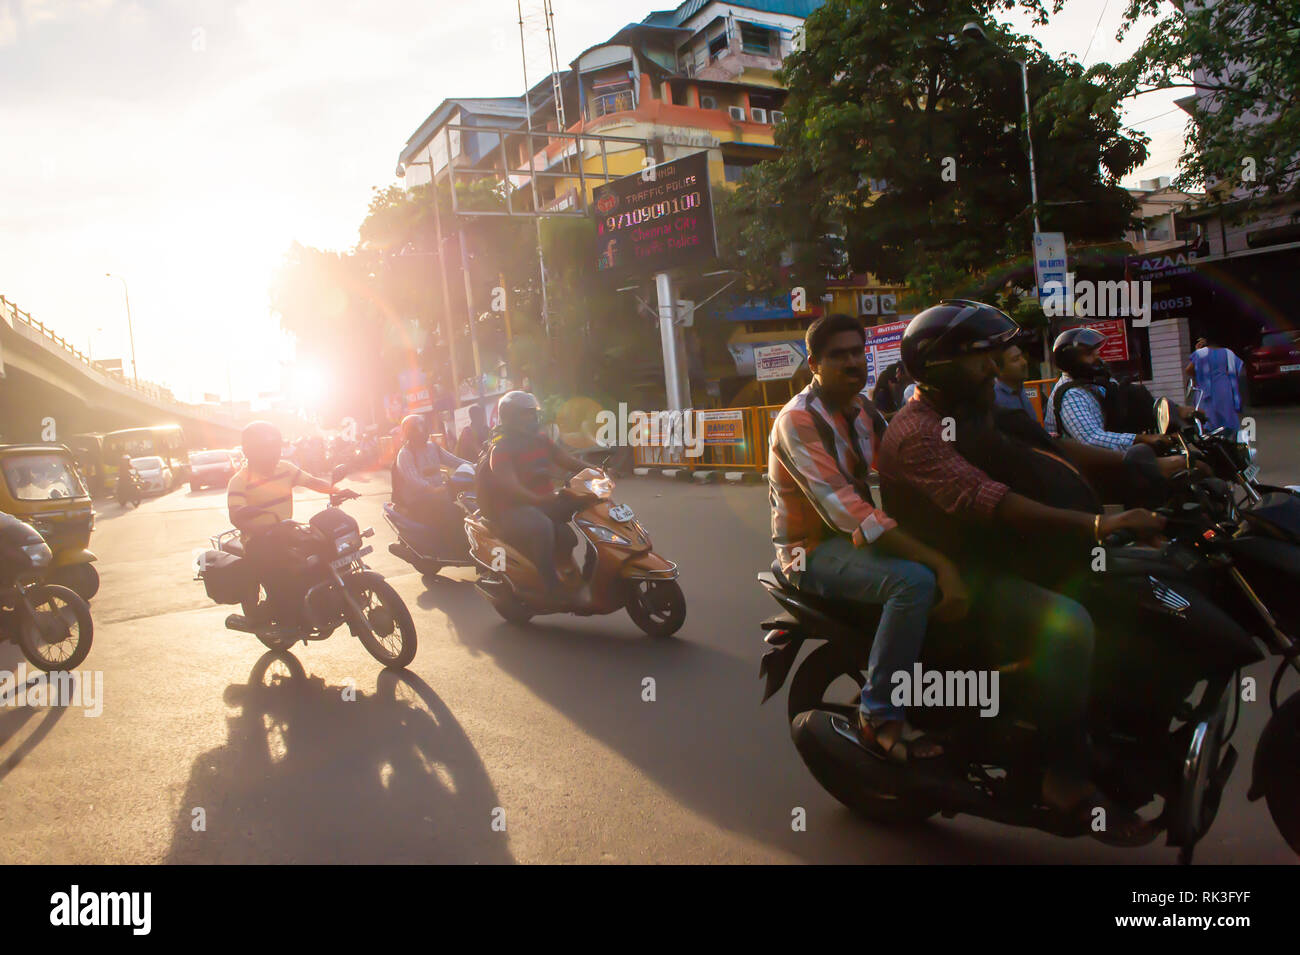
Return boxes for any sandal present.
[856,711,944,763]
[1053,787,1156,847]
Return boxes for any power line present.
[1126,105,1183,126]
[1080,0,1112,66]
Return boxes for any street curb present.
[692,470,719,483]
[627,467,764,485]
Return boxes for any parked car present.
[130,456,174,495]
[189,449,238,491]
[1246,330,1300,404]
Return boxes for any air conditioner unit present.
[750,108,768,124]
[770,110,785,124]
[728,105,747,122]
[700,95,718,110]
[879,294,897,314]
[859,293,879,315]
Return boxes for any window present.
[708,34,728,59]
[740,23,772,55]
[724,162,755,183]
[592,89,634,117]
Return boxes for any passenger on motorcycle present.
[394,413,472,552]
[876,300,1167,846]
[770,313,970,763]
[228,421,357,639]
[477,391,596,605]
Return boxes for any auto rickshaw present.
[0,444,99,600]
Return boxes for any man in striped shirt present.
[228,421,356,636]
[769,313,969,762]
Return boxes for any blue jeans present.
[795,536,937,720]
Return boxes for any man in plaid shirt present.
[769,313,969,762]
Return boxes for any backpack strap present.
[1051,380,1103,440]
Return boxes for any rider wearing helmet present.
[1043,327,1168,449]
[479,390,595,602]
[394,413,472,541]
[228,420,357,637]
[875,300,1166,846]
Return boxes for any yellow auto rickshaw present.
[0,444,99,600]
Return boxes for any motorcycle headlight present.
[21,543,52,568]
[335,533,361,554]
[577,520,631,545]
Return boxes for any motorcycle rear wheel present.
[18,584,93,671]
[787,642,865,725]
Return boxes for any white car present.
[130,455,174,494]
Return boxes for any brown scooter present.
[464,467,685,636]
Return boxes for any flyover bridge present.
[1,295,245,449]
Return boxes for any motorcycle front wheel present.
[18,584,94,671]
[345,573,417,670]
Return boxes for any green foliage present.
[1105,0,1300,208]
[733,0,1145,305]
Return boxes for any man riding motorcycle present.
[477,391,597,605]
[393,413,473,554]
[876,300,1170,846]
[1043,326,1194,450]
[228,421,357,639]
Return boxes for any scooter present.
[465,467,685,636]
[115,469,142,509]
[196,468,417,669]
[759,399,1300,863]
[383,466,477,578]
[0,512,93,671]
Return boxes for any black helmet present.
[901,300,1019,385]
[1052,326,1108,378]
[497,390,541,436]
[241,420,282,456]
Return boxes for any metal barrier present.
[631,404,784,472]
[1023,377,1060,423]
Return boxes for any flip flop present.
[857,712,945,763]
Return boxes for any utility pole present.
[518,0,552,338]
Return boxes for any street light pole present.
[105,273,139,386]
[962,23,1041,232]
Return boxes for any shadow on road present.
[0,664,70,781]
[164,651,513,863]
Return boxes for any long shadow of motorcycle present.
[164,652,514,864]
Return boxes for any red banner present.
[1060,319,1129,363]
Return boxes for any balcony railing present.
[592,90,635,118]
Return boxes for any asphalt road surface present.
[1,409,1298,864]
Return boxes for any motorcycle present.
[383,465,477,578]
[758,398,1300,862]
[196,466,418,669]
[464,466,686,636]
[0,512,94,671]
[115,467,142,509]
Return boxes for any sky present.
[0,0,1187,404]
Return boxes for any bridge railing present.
[0,294,231,421]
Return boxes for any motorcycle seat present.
[220,538,245,557]
[764,559,881,636]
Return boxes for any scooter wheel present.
[623,579,685,638]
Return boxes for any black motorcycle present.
[196,468,417,669]
[115,468,141,509]
[0,513,94,671]
[758,400,1300,862]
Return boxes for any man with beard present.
[876,301,1169,846]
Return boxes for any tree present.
[1105,0,1300,204]
[733,0,1147,307]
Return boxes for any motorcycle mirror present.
[1154,397,1173,434]
[331,463,348,484]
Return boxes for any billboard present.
[863,318,912,392]
[593,150,718,277]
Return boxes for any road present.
[1,409,1298,864]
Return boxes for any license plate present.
[331,545,372,570]
[1281,364,1300,373]
[609,503,635,523]
[1244,465,1260,482]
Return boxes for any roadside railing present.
[631,404,783,472]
